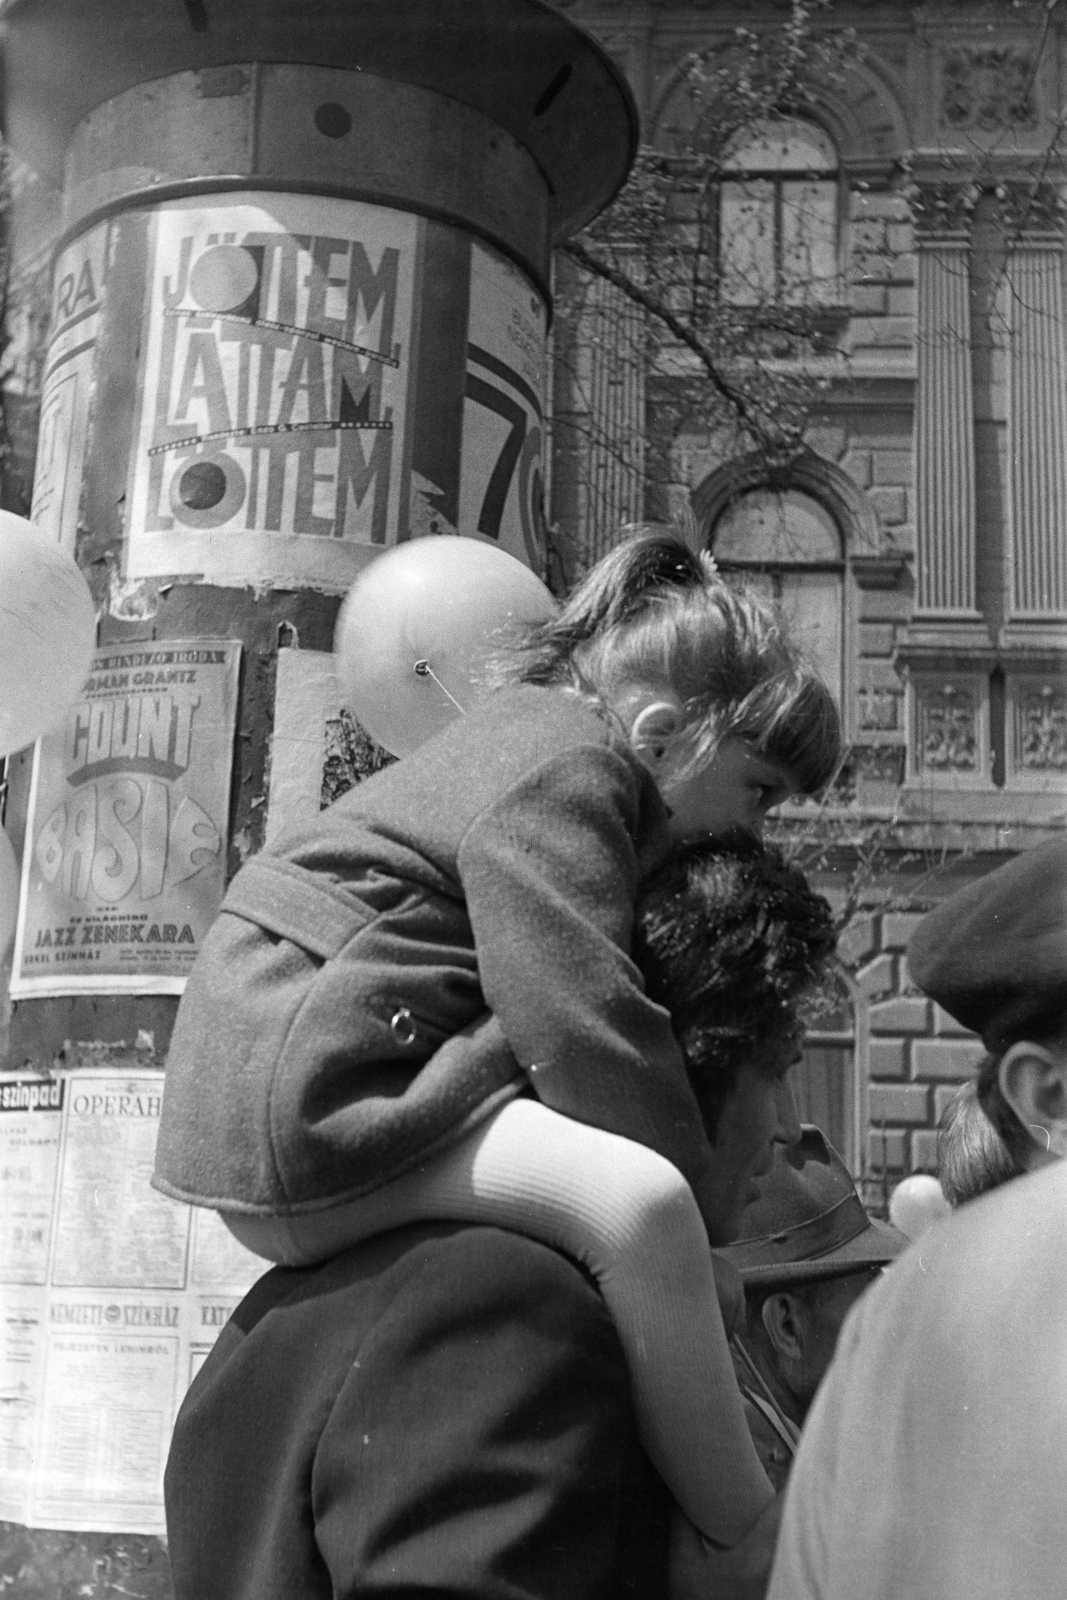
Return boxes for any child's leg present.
[223,1097,773,1545]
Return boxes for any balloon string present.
[414,659,466,715]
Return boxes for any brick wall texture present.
[851,908,984,1180]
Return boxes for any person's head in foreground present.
[764,839,1067,1600]
[937,1078,1023,1206]
[908,837,1067,1181]
[718,1126,906,1448]
[634,835,837,1244]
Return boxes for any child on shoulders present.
[154,528,840,1550]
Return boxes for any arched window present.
[710,486,845,709]
[719,117,841,307]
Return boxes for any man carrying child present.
[164,834,836,1600]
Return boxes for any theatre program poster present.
[0,1070,265,1534]
[11,639,241,998]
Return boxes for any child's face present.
[660,736,797,844]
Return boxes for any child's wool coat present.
[153,684,715,1215]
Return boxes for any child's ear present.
[630,699,685,768]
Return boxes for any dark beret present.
[906,841,1067,1054]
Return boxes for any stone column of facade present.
[1000,218,1067,791]
[898,201,994,790]
[549,258,645,576]
[914,230,977,616]
[578,273,646,558]
[1004,234,1067,620]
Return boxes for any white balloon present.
[888,1174,951,1242]
[334,537,557,757]
[0,512,97,757]
[0,826,18,959]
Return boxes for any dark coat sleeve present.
[311,1228,671,1599]
[455,742,714,1196]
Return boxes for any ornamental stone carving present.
[852,745,905,785]
[917,683,979,772]
[996,180,1066,236]
[940,46,1037,132]
[905,179,977,238]
[858,688,900,732]
[1016,683,1067,772]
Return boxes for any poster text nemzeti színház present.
[11,639,241,998]
[0,1070,265,1534]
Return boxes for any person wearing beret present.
[714,1126,906,1491]
[767,838,1067,1600]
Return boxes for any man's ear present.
[760,1291,805,1364]
[629,698,685,771]
[998,1042,1067,1166]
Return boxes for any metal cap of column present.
[3,0,639,241]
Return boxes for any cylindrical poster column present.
[3,0,637,1067]
[0,9,634,1573]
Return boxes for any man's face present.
[702,1042,802,1246]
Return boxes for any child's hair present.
[633,836,837,1137]
[938,1079,1023,1207]
[491,526,841,795]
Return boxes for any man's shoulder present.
[167,1224,672,1600]
[850,1160,1067,1346]
[207,1222,622,1391]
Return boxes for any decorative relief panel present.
[939,47,1037,131]
[907,180,977,239]
[857,688,900,733]
[908,674,990,787]
[996,180,1065,235]
[1007,676,1067,787]
[919,683,978,771]
[851,745,905,786]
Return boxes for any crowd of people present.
[153,528,1066,1598]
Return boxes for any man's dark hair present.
[634,836,836,1137]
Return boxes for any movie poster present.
[124,194,417,589]
[10,640,241,997]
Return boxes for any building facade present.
[1,0,1064,1191]
[549,0,1067,1194]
